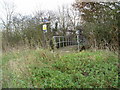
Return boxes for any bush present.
[30,50,118,88]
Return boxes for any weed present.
[2,49,119,88]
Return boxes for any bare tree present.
[57,5,80,36]
[0,0,16,50]
[0,0,15,32]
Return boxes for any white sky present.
[0,0,75,16]
[0,0,75,29]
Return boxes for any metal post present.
[70,38,71,45]
[69,37,70,46]
[59,37,60,48]
[67,38,68,46]
[64,38,66,46]
[77,35,80,52]
[68,38,69,46]
[66,38,68,46]
[43,32,46,48]
[54,37,57,49]
[76,30,80,52]
[63,37,64,47]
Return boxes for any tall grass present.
[2,48,119,88]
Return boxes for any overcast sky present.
[1,0,119,23]
[0,0,75,16]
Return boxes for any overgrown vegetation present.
[1,0,119,89]
[73,1,119,51]
[2,49,119,88]
[1,1,119,52]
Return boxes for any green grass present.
[2,49,119,88]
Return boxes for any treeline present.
[73,1,119,52]
[1,1,119,52]
[1,4,80,51]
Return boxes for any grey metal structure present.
[52,36,77,48]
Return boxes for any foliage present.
[2,49,119,88]
[73,1,119,51]
[1,4,80,51]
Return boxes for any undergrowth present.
[2,49,119,88]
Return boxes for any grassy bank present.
[2,48,119,88]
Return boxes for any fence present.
[53,36,77,48]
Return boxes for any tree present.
[73,1,119,51]
[0,0,16,50]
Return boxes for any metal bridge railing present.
[53,36,77,48]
